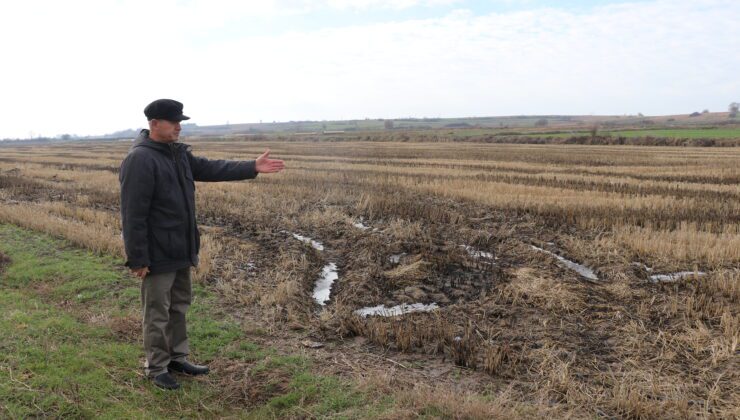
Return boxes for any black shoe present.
[168,360,210,376]
[152,372,180,390]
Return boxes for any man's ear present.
[148,119,157,130]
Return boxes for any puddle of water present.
[290,233,325,251]
[531,245,599,281]
[632,263,705,283]
[461,245,494,259]
[631,262,654,272]
[313,263,338,305]
[389,253,405,264]
[354,302,439,317]
[649,271,706,283]
[352,218,370,230]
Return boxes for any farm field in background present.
[0,138,738,418]
[595,128,740,139]
[41,110,738,143]
[512,127,740,139]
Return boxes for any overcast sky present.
[0,0,737,138]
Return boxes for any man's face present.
[149,119,181,143]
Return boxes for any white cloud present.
[321,0,462,10]
[0,0,737,138]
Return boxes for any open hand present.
[255,149,285,174]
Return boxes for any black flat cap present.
[144,99,190,122]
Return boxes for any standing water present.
[352,219,370,230]
[284,231,338,305]
[313,263,338,305]
[530,245,599,281]
[290,233,325,251]
[649,271,706,283]
[354,302,439,317]
[461,245,494,260]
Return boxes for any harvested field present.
[1,139,738,418]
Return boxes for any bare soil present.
[198,189,737,418]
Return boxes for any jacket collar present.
[132,129,190,154]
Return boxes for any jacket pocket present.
[151,227,188,260]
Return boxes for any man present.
[119,99,284,390]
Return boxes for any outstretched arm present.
[188,149,285,181]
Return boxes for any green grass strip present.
[0,224,379,419]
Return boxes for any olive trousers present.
[140,267,191,377]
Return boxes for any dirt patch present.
[61,309,142,342]
[109,314,142,342]
[209,357,292,407]
[0,250,10,275]
[27,280,143,342]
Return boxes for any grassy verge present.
[0,224,380,419]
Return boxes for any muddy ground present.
[195,190,737,418]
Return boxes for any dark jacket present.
[119,129,257,274]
